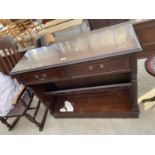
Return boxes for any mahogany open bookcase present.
[11,24,141,118]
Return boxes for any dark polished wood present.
[11,24,141,118]
[16,67,67,85]
[88,19,155,59]
[145,57,155,76]
[88,19,129,30]
[0,37,19,74]
[133,20,155,58]
[54,85,138,118]
[65,55,130,78]
[141,57,155,104]
[11,24,141,75]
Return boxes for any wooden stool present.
[141,57,155,103]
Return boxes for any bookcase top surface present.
[11,23,141,74]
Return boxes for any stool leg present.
[25,107,48,131]
[33,100,41,118]
[141,96,155,104]
[25,113,40,127]
[9,116,21,131]
[24,98,48,131]
[0,118,11,130]
[39,108,48,131]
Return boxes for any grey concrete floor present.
[0,59,155,135]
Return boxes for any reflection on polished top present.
[11,23,141,74]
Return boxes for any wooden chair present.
[20,19,40,32]
[0,37,48,131]
[0,25,32,49]
[19,20,41,41]
[141,57,155,103]
[0,28,12,38]
[0,19,12,26]
[8,21,35,48]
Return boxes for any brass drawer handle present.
[35,75,39,79]
[39,73,47,80]
[99,64,104,69]
[34,73,47,80]
[39,78,46,81]
[39,73,47,81]
[88,65,93,71]
[42,73,47,78]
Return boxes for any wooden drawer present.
[65,56,130,78]
[17,68,67,85]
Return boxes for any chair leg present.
[9,116,21,131]
[0,118,11,130]
[0,116,21,131]
[33,100,41,118]
[28,93,35,107]
[39,108,48,131]
[25,104,48,131]
[25,113,40,127]
[22,92,34,108]
[141,96,155,104]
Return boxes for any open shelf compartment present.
[52,83,139,118]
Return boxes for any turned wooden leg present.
[33,100,41,118]
[22,93,34,108]
[39,108,48,131]
[25,108,48,131]
[0,118,11,130]
[141,96,155,104]
[24,98,48,131]
[9,116,21,131]
[25,113,40,127]
[0,116,21,131]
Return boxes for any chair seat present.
[12,84,25,105]
[7,89,31,117]
[145,57,155,76]
[7,100,26,117]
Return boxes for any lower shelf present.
[53,85,139,118]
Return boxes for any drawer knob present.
[99,64,104,69]
[42,73,47,78]
[88,65,93,71]
[39,78,46,81]
[35,75,39,79]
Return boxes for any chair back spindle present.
[0,37,19,75]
